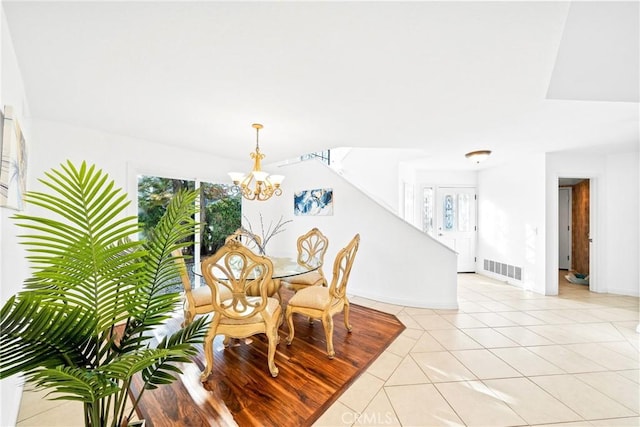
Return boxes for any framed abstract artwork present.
[294,188,333,216]
[0,106,28,210]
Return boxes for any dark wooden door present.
[571,179,590,275]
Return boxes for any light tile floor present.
[314,273,639,427]
[15,273,639,427]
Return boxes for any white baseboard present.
[349,288,458,310]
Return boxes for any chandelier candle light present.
[229,123,285,201]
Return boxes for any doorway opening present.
[422,186,477,272]
[558,177,591,292]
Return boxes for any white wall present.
[477,153,547,293]
[340,148,429,214]
[545,149,639,297]
[604,152,639,296]
[1,3,29,308]
[27,120,245,216]
[1,9,30,426]
[414,170,478,187]
[242,159,459,309]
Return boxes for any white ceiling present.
[2,1,638,170]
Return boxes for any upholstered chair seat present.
[287,286,341,310]
[285,270,324,287]
[190,285,232,307]
[218,297,280,325]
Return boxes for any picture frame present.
[294,188,333,216]
[0,106,28,210]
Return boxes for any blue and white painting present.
[294,188,333,216]
[0,107,27,211]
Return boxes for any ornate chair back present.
[328,233,360,300]
[201,240,273,318]
[297,227,329,271]
[199,239,281,378]
[173,249,192,293]
[225,228,262,253]
[172,249,212,326]
[281,228,329,293]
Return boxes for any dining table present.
[192,255,319,300]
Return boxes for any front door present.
[436,187,477,272]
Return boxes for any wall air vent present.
[484,259,522,281]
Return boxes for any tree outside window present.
[138,176,241,260]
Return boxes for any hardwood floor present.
[129,294,405,427]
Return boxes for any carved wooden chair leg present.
[323,313,335,359]
[343,299,353,332]
[266,319,279,377]
[200,321,219,380]
[285,306,295,345]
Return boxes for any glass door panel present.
[422,187,434,237]
[199,182,241,259]
[435,187,477,272]
[138,175,241,288]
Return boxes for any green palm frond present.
[0,160,209,427]
[141,316,208,389]
[31,366,119,403]
[134,189,197,325]
[101,349,174,381]
[13,161,146,333]
[0,294,96,378]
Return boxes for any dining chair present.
[173,249,231,327]
[224,229,282,301]
[225,228,262,253]
[200,240,281,379]
[280,227,329,293]
[285,233,360,359]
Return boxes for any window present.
[443,194,455,230]
[138,176,196,241]
[199,182,241,257]
[301,150,330,165]
[138,175,241,287]
[422,187,434,236]
[403,182,414,224]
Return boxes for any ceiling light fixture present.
[465,150,492,164]
[229,123,284,201]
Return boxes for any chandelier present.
[228,123,285,201]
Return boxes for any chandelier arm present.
[240,173,253,188]
[240,174,256,200]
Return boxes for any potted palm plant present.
[0,161,209,426]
